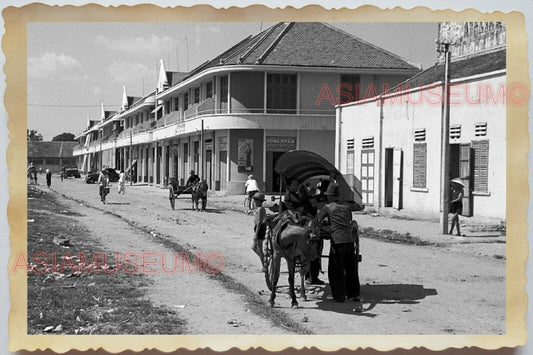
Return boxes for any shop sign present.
[266,136,296,151]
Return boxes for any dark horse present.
[268,211,319,308]
[191,180,208,211]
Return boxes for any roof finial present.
[157,59,168,93]
[121,85,128,111]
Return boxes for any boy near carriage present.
[251,192,268,270]
[317,183,360,303]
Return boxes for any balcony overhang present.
[156,64,420,101]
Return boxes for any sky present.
[27,22,438,140]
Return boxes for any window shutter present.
[472,140,489,192]
[346,138,355,174]
[413,143,427,188]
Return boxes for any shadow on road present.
[316,283,437,316]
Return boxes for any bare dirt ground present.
[27,176,506,335]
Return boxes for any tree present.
[27,129,43,141]
[52,132,76,141]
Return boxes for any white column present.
[161,144,167,185]
[153,142,158,185]
[262,129,267,184]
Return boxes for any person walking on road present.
[98,170,110,204]
[117,170,126,194]
[45,169,52,188]
[317,183,360,303]
[449,179,465,236]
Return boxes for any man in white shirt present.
[244,175,259,211]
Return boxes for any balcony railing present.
[75,104,335,151]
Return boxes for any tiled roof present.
[28,141,77,158]
[183,22,417,81]
[396,49,505,89]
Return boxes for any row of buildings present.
[73,21,506,220]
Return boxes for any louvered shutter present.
[413,143,427,188]
[472,140,489,192]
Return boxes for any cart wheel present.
[263,234,275,291]
[169,186,176,210]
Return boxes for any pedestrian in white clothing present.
[118,171,126,194]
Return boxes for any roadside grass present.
[26,185,186,335]
[360,226,444,247]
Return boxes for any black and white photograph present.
[3,3,529,353]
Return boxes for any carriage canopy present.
[274,150,363,211]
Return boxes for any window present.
[450,125,461,139]
[474,122,487,136]
[194,88,200,104]
[346,138,355,174]
[267,73,297,114]
[184,93,189,110]
[183,143,189,163]
[413,143,427,188]
[361,149,375,205]
[220,76,228,103]
[340,74,360,104]
[206,81,213,99]
[362,137,374,149]
[472,140,489,192]
[164,101,170,115]
[414,128,426,142]
[174,97,179,112]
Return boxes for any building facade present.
[336,22,506,220]
[28,141,77,173]
[74,22,419,194]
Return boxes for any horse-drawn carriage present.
[261,150,363,307]
[168,177,208,211]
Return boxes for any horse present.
[267,211,319,308]
[191,180,208,211]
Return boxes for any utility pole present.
[99,129,103,170]
[130,130,133,186]
[437,41,452,234]
[200,119,204,179]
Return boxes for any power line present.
[27,103,121,108]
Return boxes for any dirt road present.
[31,177,505,334]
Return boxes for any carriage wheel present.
[263,234,275,291]
[169,186,176,210]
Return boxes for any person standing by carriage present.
[317,183,360,303]
[251,192,268,271]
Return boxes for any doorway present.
[205,150,213,189]
[266,151,284,193]
[383,148,402,209]
[449,143,473,216]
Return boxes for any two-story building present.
[74,22,420,194]
[336,22,506,220]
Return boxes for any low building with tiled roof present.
[336,23,505,220]
[74,22,419,193]
[28,141,77,174]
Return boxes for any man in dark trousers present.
[317,183,360,302]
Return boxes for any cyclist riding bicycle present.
[244,174,259,212]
